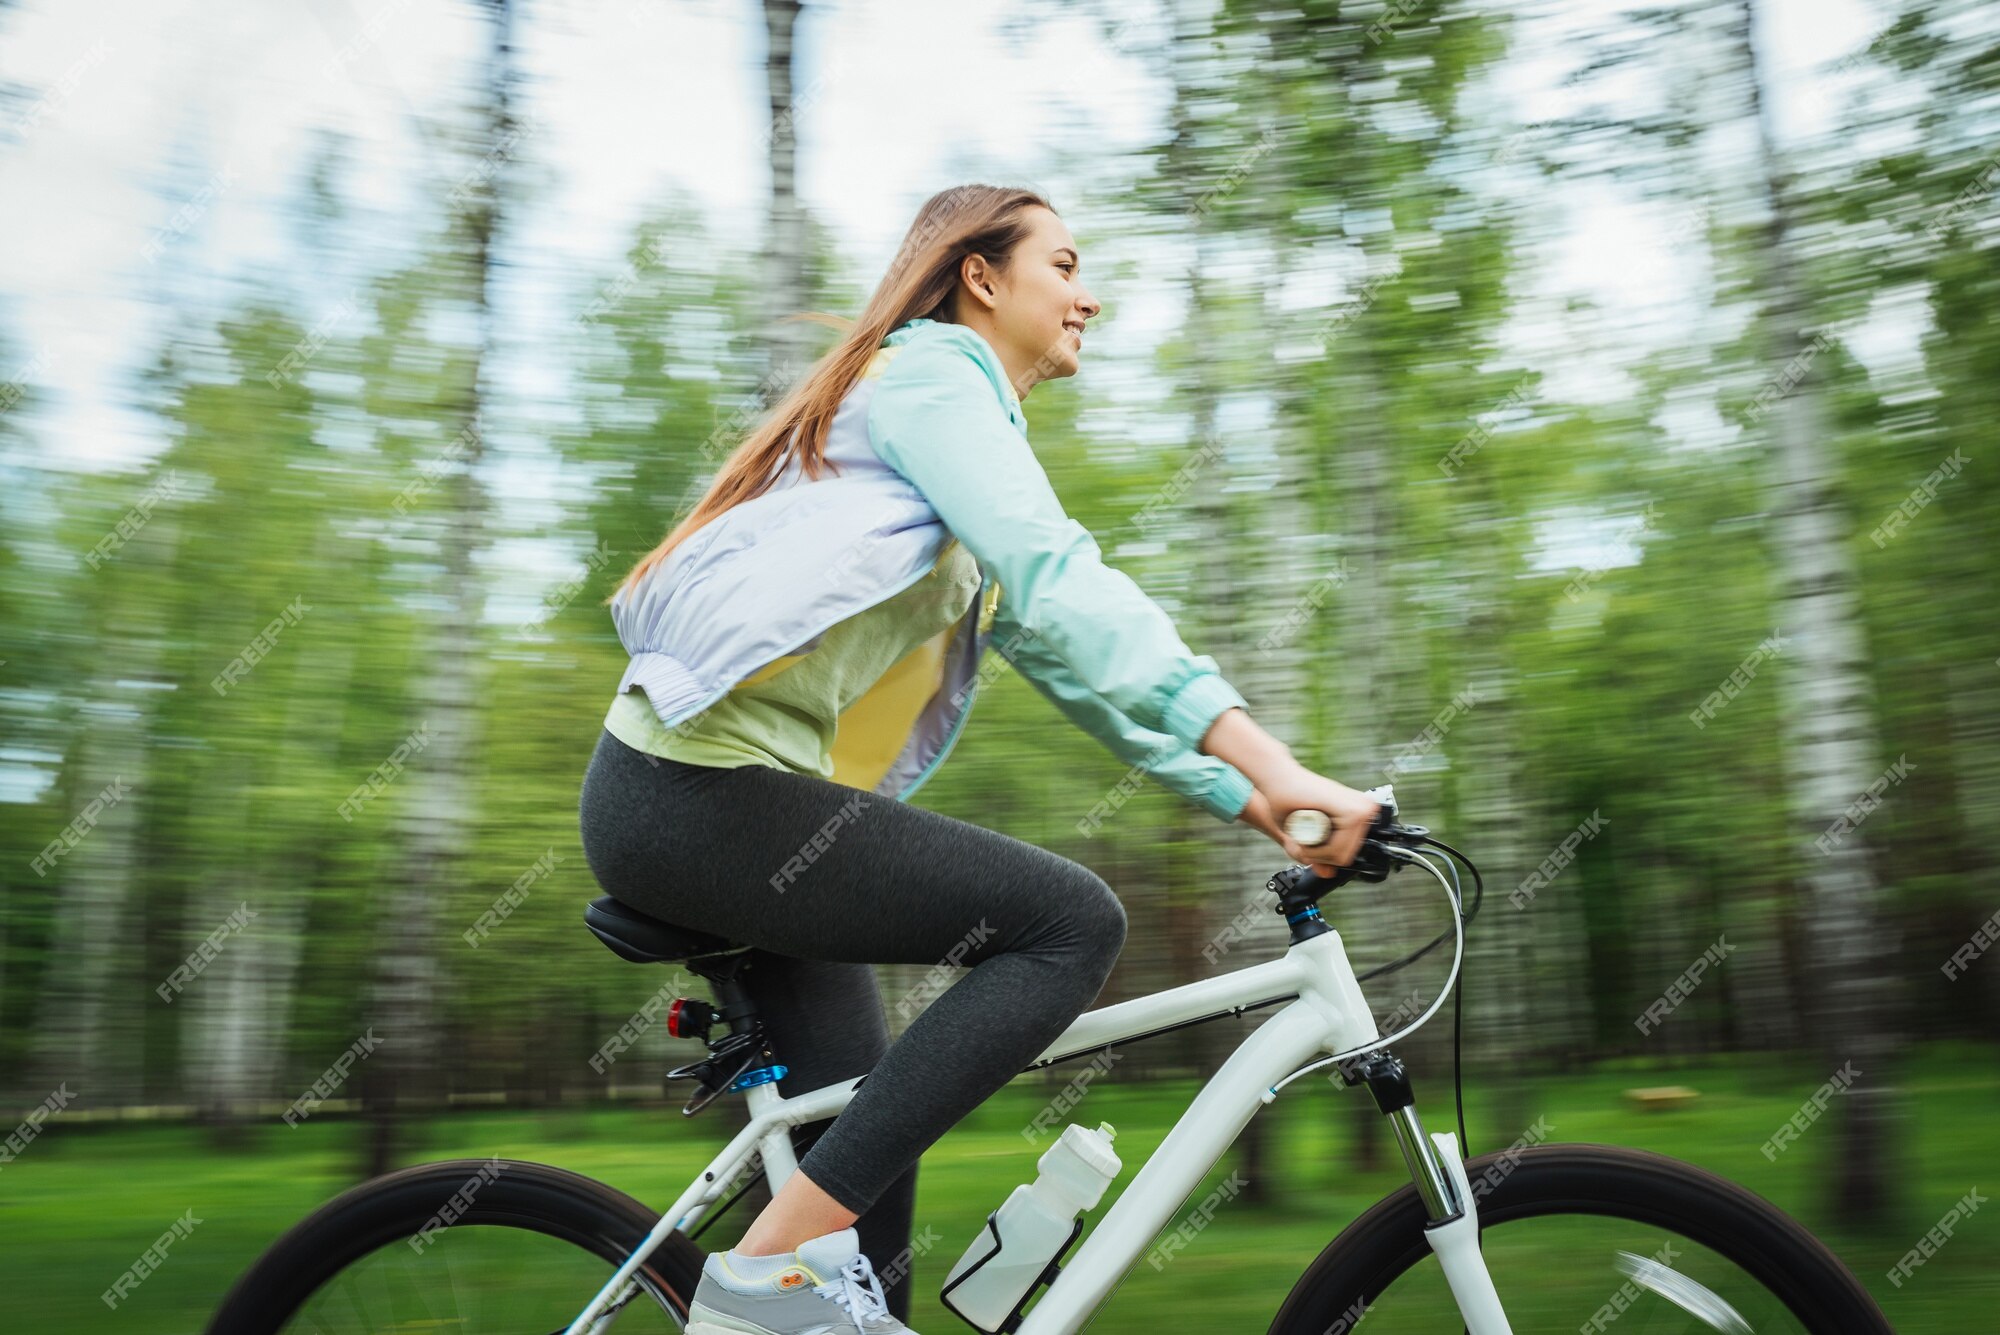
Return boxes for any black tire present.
[1268,1143,1892,1334]
[206,1158,707,1334]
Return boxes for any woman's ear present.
[961,255,998,309]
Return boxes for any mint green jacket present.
[608,316,1255,823]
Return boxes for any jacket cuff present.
[1160,672,1248,753]
[1202,764,1256,824]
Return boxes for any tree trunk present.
[1161,13,1301,1200]
[360,0,512,1179]
[1733,0,1897,1224]
[192,630,353,1138]
[32,507,181,1106]
[760,0,811,386]
[1330,334,1407,1174]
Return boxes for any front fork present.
[1354,1053,1514,1334]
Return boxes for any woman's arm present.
[990,602,1254,824]
[1197,705,1301,794]
[1205,707,1382,875]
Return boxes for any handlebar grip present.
[1282,785,1401,852]
[1283,809,1333,847]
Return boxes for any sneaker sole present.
[684,1309,788,1335]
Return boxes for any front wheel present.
[207,1158,707,1333]
[1268,1143,1891,1334]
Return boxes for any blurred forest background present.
[2,0,1997,1327]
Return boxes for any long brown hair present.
[605,184,1053,605]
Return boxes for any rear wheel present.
[1267,1144,1891,1333]
[206,1158,705,1333]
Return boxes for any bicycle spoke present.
[1612,1248,1755,1333]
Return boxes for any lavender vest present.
[609,328,1017,801]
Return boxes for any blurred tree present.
[1728,0,1898,1223]
[760,0,812,382]
[358,0,521,1178]
[1184,0,1522,1172]
[26,466,178,1107]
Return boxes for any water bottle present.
[940,1121,1122,1332]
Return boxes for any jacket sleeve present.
[989,600,1256,824]
[867,320,1249,757]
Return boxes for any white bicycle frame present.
[563,913,1513,1334]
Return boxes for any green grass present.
[9,1047,1994,1330]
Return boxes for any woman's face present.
[958,206,1100,395]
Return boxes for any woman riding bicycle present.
[577,182,1379,1335]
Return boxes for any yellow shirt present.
[603,537,983,784]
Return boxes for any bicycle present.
[208,785,1893,1333]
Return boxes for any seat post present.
[697,957,761,1040]
[716,961,798,1192]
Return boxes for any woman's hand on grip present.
[1236,769,1380,878]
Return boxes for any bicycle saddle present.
[583,895,752,964]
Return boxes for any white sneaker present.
[685,1226,918,1333]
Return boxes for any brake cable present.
[1416,833,1483,1161]
[1356,833,1481,982]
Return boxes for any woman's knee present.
[1006,854,1124,966]
[1063,865,1127,973]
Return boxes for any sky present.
[0,0,1893,464]
[0,0,1177,473]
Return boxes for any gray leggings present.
[576,728,1126,1310]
